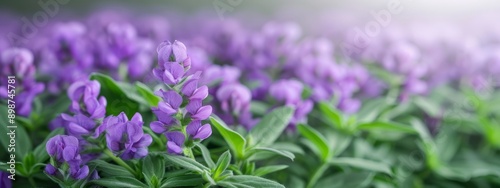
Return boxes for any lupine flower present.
[99,112,152,160]
[151,40,213,156]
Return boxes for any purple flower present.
[186,100,212,121]
[67,80,107,119]
[186,121,212,140]
[1,48,35,79]
[155,89,182,115]
[216,83,251,115]
[46,135,80,163]
[69,163,89,180]
[150,110,177,134]
[157,40,188,64]
[67,80,100,102]
[166,131,185,155]
[181,78,209,100]
[14,80,44,116]
[61,114,97,136]
[269,79,303,105]
[45,164,57,175]
[104,112,152,160]
[153,62,186,85]
[0,171,12,188]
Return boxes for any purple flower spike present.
[46,135,80,163]
[166,131,185,155]
[186,121,212,140]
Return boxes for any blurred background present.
[2,0,500,25]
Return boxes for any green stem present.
[143,127,165,150]
[104,149,136,175]
[28,177,37,187]
[203,182,211,188]
[183,147,195,159]
[306,163,329,188]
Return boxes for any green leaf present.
[249,106,294,146]
[414,96,441,116]
[89,160,134,177]
[164,154,210,173]
[15,125,31,160]
[0,106,11,153]
[213,151,231,179]
[250,101,270,115]
[90,73,139,117]
[37,95,70,126]
[91,177,147,188]
[142,154,165,180]
[356,98,394,123]
[195,143,215,168]
[33,128,65,163]
[315,172,374,188]
[210,116,246,159]
[219,175,285,188]
[44,172,67,186]
[330,157,393,175]
[161,174,204,188]
[269,142,304,155]
[135,82,161,106]
[356,121,416,134]
[410,118,433,142]
[297,124,331,162]
[249,147,295,161]
[318,102,343,128]
[254,165,288,177]
[324,131,352,157]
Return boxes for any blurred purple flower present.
[0,171,11,188]
[216,83,251,116]
[1,48,35,79]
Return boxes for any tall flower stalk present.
[150,40,213,157]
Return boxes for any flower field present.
[1,6,500,188]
